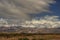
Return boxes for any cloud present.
[0,0,55,23]
[22,15,60,28]
[0,15,60,28]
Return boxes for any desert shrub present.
[32,39,36,40]
[23,38,29,40]
[39,38,44,40]
[18,38,23,40]
[18,38,29,40]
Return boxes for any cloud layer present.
[0,15,60,28]
[0,0,55,18]
[0,0,55,23]
[22,15,60,28]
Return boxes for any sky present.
[0,0,60,28]
[30,0,60,18]
[50,0,60,16]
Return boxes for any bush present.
[32,39,36,40]
[23,38,29,40]
[39,39,44,40]
[18,38,23,40]
[18,38,29,40]
[32,38,44,40]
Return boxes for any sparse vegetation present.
[39,39,44,40]
[23,38,29,40]
[32,39,36,40]
[0,33,60,40]
[18,38,22,40]
[18,38,29,40]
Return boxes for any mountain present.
[0,26,60,33]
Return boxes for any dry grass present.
[0,33,60,40]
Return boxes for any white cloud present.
[0,0,55,22]
[21,15,60,28]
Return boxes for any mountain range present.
[0,26,60,33]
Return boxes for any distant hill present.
[0,26,60,33]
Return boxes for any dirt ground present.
[0,34,60,40]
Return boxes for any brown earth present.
[0,33,60,40]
